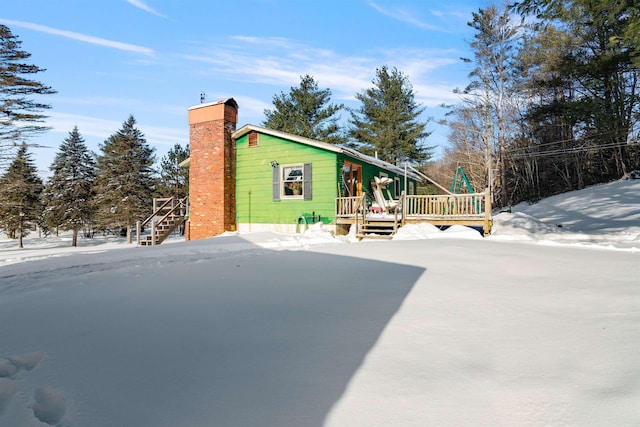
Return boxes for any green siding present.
[236,134,337,225]
[337,153,418,202]
[236,131,419,226]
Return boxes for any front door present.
[342,162,362,197]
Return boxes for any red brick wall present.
[187,99,237,240]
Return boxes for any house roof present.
[232,124,422,181]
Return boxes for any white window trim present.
[281,164,304,199]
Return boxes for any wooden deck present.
[336,190,492,237]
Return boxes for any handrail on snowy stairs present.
[136,196,188,246]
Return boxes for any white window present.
[272,163,312,201]
[282,165,304,198]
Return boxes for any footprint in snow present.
[0,352,75,425]
[0,351,44,378]
[0,379,20,412]
[32,386,68,426]
[0,352,43,414]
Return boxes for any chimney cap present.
[188,97,238,111]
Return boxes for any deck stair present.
[137,196,188,246]
[356,217,399,240]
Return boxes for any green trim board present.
[233,124,421,227]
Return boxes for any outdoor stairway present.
[139,214,185,246]
[137,196,188,246]
[356,218,398,240]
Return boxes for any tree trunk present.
[18,220,23,249]
[126,223,132,244]
[72,229,78,247]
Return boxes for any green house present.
[157,99,489,245]
[232,124,421,234]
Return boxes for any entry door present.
[342,162,362,197]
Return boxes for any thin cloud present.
[184,37,465,108]
[230,35,296,49]
[126,0,167,18]
[0,19,155,55]
[368,2,442,31]
[46,112,186,147]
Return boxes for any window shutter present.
[248,131,259,147]
[303,163,312,200]
[272,167,280,201]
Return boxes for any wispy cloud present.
[45,112,186,148]
[184,37,465,107]
[126,0,167,18]
[368,2,442,31]
[0,19,155,55]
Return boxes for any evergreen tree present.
[263,75,346,144]
[0,143,43,248]
[94,115,156,243]
[0,24,56,165]
[349,66,432,165]
[513,0,640,181]
[42,126,96,247]
[156,143,189,199]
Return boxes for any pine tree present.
[263,75,346,144]
[94,115,156,243]
[42,126,96,247]
[349,66,432,165]
[0,143,43,248]
[156,143,189,199]
[513,0,640,181]
[0,24,56,165]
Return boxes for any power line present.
[509,140,634,159]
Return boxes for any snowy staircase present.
[356,218,398,240]
[138,196,188,246]
[139,214,185,246]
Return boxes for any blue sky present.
[2,0,487,177]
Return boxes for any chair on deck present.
[371,176,399,214]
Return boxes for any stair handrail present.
[154,197,188,231]
[140,197,176,230]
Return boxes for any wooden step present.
[356,220,398,240]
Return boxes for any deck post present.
[483,188,492,236]
[151,221,156,246]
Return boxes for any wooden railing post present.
[136,221,141,246]
[484,188,492,235]
[151,221,156,246]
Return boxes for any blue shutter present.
[272,167,280,201]
[303,163,312,200]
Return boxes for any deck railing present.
[336,195,366,235]
[336,189,492,235]
[336,195,366,218]
[403,192,486,217]
[402,189,492,235]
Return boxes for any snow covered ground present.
[1,179,639,426]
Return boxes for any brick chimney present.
[186,98,238,240]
